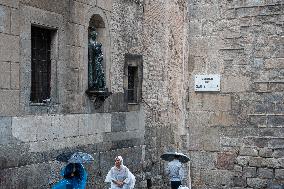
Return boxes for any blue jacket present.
[51,163,87,189]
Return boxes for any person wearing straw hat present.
[105,156,136,189]
[165,155,184,189]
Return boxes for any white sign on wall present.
[194,74,220,91]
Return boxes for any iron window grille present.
[30,26,52,103]
[128,66,139,103]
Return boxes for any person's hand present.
[117,181,124,187]
[114,180,124,187]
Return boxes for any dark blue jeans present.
[171,181,181,189]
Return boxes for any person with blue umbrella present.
[51,163,87,189]
[51,152,94,189]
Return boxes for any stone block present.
[67,23,85,47]
[268,138,284,149]
[247,178,268,188]
[111,138,142,149]
[35,115,53,141]
[220,137,240,147]
[10,62,19,89]
[273,149,284,158]
[0,116,12,144]
[125,111,141,131]
[243,167,256,178]
[189,93,232,112]
[258,168,274,179]
[265,58,284,69]
[69,46,83,69]
[0,33,19,62]
[186,111,212,128]
[188,20,202,37]
[0,0,19,8]
[10,8,20,35]
[209,95,232,111]
[109,92,127,112]
[97,0,113,12]
[208,111,235,127]
[78,113,111,136]
[254,102,269,113]
[259,148,273,158]
[187,123,203,151]
[233,165,242,176]
[66,68,79,92]
[0,5,10,34]
[21,0,69,15]
[232,176,246,187]
[200,169,234,187]
[0,90,19,116]
[202,127,220,151]
[70,1,88,25]
[236,156,250,166]
[216,151,236,170]
[248,157,263,167]
[52,114,79,139]
[254,83,269,93]
[244,137,269,148]
[279,158,284,168]
[239,146,258,156]
[0,143,24,168]
[268,115,284,128]
[261,158,280,168]
[75,0,95,5]
[190,151,216,169]
[275,169,284,180]
[23,5,64,29]
[222,76,250,93]
[111,112,126,132]
[65,94,85,113]
[267,182,284,189]
[103,130,143,142]
[0,61,10,89]
[12,116,40,142]
[259,128,284,138]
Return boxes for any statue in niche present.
[88,26,106,91]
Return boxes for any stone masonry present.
[0,0,283,189]
[186,0,284,188]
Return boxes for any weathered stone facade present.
[0,0,283,188]
[186,0,284,188]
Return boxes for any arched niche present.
[86,14,111,101]
[89,14,105,47]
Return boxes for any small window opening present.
[30,26,53,103]
[128,66,138,103]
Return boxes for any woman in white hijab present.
[105,156,136,189]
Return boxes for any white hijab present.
[115,156,123,166]
[105,155,136,189]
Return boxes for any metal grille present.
[30,26,52,103]
[128,66,138,103]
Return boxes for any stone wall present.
[0,0,147,188]
[1,0,283,188]
[0,111,145,188]
[141,0,190,188]
[187,0,284,188]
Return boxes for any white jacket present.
[165,159,184,181]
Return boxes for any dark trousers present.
[171,181,181,189]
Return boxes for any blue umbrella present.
[68,152,94,164]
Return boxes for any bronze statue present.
[88,27,105,91]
